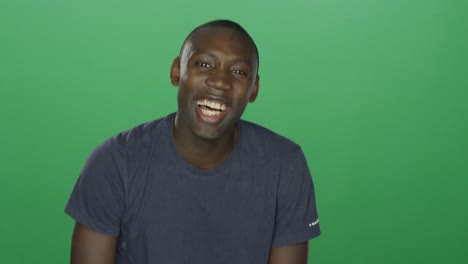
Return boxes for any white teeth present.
[197,99,227,111]
[200,108,222,116]
[208,101,220,110]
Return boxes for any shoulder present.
[238,119,303,161]
[108,114,171,149]
[105,114,172,154]
[89,114,173,167]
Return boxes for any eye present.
[196,62,211,68]
[232,69,246,75]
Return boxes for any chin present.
[192,126,224,140]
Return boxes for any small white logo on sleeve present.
[308,219,319,227]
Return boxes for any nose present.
[205,69,231,91]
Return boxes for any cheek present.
[177,86,192,107]
[182,72,207,89]
[232,81,253,98]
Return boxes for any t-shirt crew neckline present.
[165,113,242,178]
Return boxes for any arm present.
[268,241,308,264]
[71,222,117,264]
[270,148,320,263]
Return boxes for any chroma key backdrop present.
[1,0,467,263]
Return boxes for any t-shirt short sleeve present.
[65,140,124,236]
[271,147,321,247]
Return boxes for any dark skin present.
[71,26,309,263]
[170,26,259,169]
[71,223,116,264]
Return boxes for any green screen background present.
[1,0,467,263]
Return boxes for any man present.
[65,19,320,263]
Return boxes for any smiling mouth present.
[197,99,227,116]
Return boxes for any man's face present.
[171,26,259,140]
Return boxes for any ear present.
[170,57,181,86]
[248,74,260,103]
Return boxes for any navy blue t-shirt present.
[65,113,320,263]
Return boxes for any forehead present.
[182,26,257,64]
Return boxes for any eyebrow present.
[192,51,254,68]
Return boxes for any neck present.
[172,117,238,170]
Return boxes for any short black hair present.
[180,19,260,70]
